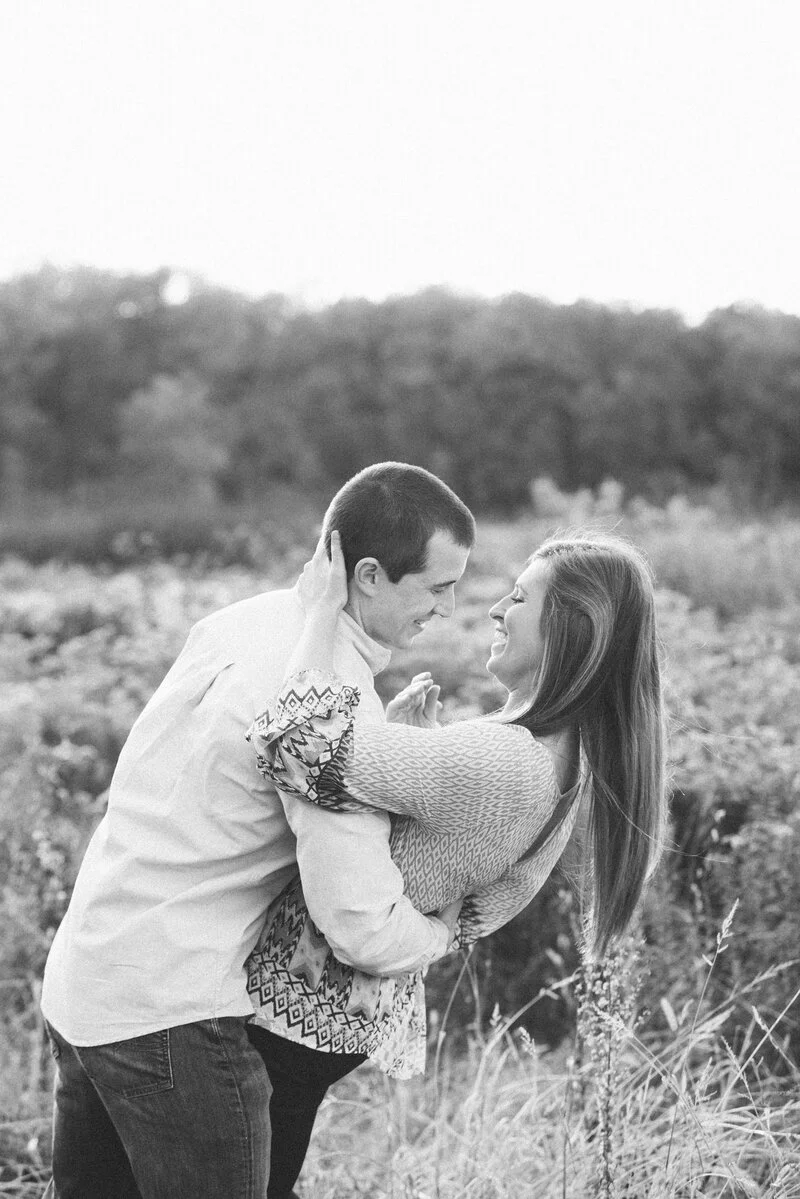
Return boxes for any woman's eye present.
[511,593,524,604]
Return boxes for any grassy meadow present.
[1,486,799,1196]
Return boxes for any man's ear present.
[352,557,382,596]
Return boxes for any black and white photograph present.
[1,2,799,1196]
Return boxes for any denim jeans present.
[44,1018,367,1199]
[44,1017,273,1199]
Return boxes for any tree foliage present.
[1,267,800,511]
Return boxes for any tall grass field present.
[1,488,799,1196]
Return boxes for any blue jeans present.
[44,1017,273,1199]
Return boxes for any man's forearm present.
[322,895,450,977]
[285,800,452,976]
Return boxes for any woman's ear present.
[352,557,381,596]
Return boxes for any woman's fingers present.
[328,529,345,570]
[386,672,441,725]
[422,685,441,721]
[300,530,348,612]
[326,530,349,608]
[302,531,328,588]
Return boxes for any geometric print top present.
[245,668,581,1078]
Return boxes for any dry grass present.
[3,931,798,1198]
[295,927,800,1198]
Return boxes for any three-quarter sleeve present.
[247,668,548,834]
[247,668,364,810]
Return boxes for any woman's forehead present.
[517,557,550,590]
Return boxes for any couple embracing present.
[41,462,667,1198]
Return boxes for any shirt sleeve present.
[246,668,540,833]
[280,794,452,975]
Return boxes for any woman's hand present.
[386,672,442,727]
[299,529,349,617]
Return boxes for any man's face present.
[361,530,470,650]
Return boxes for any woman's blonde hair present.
[510,531,667,957]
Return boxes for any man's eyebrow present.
[432,576,460,588]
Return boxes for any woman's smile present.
[486,559,549,693]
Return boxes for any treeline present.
[2,265,800,513]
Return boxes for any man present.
[41,462,475,1199]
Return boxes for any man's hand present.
[386,672,442,727]
[434,898,463,945]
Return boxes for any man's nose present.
[433,588,456,618]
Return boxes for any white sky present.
[2,0,799,322]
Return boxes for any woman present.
[246,529,667,1197]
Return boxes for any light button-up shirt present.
[41,585,448,1046]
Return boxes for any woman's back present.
[385,719,579,912]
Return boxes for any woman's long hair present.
[508,532,667,958]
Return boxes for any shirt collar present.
[337,609,392,677]
[292,580,392,677]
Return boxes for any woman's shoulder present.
[447,715,535,742]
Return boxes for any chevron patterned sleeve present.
[454,858,550,948]
[247,672,551,833]
[329,719,549,832]
[246,668,368,810]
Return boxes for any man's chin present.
[388,630,420,651]
[374,631,415,652]
[381,625,426,651]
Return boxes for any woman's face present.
[486,557,550,696]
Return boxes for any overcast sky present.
[2,0,798,321]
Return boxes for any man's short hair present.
[323,462,475,582]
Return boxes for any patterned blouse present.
[245,669,581,1078]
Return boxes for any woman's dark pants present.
[251,1025,366,1198]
